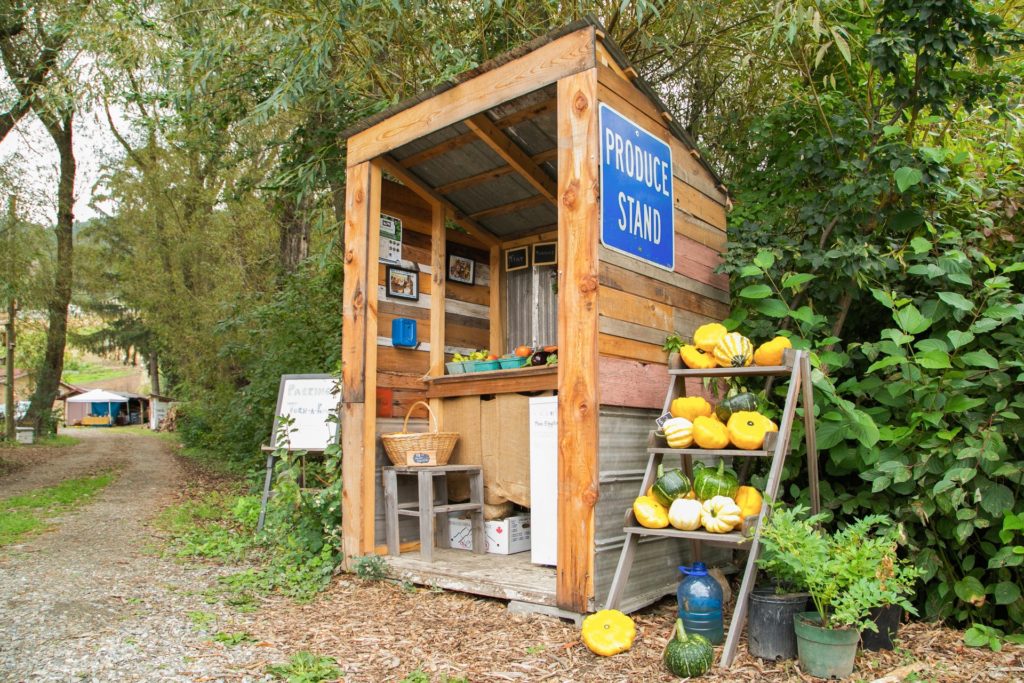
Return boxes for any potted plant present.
[756,505,919,678]
[663,333,685,370]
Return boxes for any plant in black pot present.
[756,505,919,679]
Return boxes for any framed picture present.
[533,241,557,266]
[448,254,475,284]
[505,246,529,272]
[386,266,419,301]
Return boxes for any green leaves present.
[960,350,999,369]
[739,284,772,299]
[894,166,923,192]
[938,291,974,312]
[893,304,931,334]
[954,576,986,606]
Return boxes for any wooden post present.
[556,67,600,613]
[429,203,447,377]
[341,161,381,565]
[489,244,503,355]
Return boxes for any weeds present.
[0,472,117,546]
[265,651,342,682]
[350,554,389,581]
[212,631,255,646]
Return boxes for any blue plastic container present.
[677,562,724,645]
[391,318,417,348]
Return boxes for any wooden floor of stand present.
[384,548,557,606]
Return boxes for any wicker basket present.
[381,401,458,466]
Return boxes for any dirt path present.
[0,429,280,682]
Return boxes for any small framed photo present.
[505,246,529,272]
[533,241,557,266]
[448,254,475,285]
[386,266,419,301]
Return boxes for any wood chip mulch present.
[235,576,1023,682]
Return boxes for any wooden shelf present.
[669,348,797,378]
[648,432,778,458]
[622,525,753,546]
[425,365,557,398]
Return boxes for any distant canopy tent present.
[66,389,129,426]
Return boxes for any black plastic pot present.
[747,587,808,661]
[861,604,902,651]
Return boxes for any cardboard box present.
[448,514,531,555]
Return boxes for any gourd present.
[714,391,759,422]
[663,618,714,677]
[734,486,764,518]
[754,335,792,366]
[651,464,692,506]
[701,495,743,533]
[693,322,727,353]
[668,498,703,531]
[670,396,713,422]
[581,609,636,657]
[712,332,754,368]
[679,344,717,370]
[632,495,669,528]
[692,460,739,500]
[691,416,730,450]
[726,411,773,450]
[662,417,694,449]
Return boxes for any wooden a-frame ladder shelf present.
[604,348,821,669]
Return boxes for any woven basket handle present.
[402,400,438,434]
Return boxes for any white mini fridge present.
[529,396,558,565]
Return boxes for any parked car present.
[0,400,30,421]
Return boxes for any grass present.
[0,471,117,546]
[62,364,135,385]
[0,433,80,449]
[265,652,342,682]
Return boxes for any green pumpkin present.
[663,618,713,677]
[692,460,739,500]
[715,391,759,422]
[651,465,692,508]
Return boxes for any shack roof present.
[341,16,726,241]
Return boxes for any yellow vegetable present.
[679,344,717,370]
[753,336,792,366]
[581,609,636,656]
[734,486,764,518]
[701,495,743,533]
[693,322,727,353]
[670,396,714,422]
[713,332,754,367]
[663,417,694,449]
[726,411,774,450]
[692,416,730,449]
[633,495,669,528]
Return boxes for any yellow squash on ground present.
[693,322,728,353]
[734,486,764,518]
[633,495,669,528]
[581,609,636,656]
[754,336,793,366]
[670,396,714,422]
[701,495,743,533]
[692,415,730,450]
[713,332,754,367]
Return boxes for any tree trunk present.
[4,299,14,441]
[149,351,160,396]
[26,112,74,435]
[278,194,311,274]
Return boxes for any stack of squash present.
[662,392,778,452]
[677,322,792,370]
[632,461,763,534]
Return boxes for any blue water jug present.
[677,562,724,644]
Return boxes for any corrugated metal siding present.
[594,406,729,612]
[505,264,558,349]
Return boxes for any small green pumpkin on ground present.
[663,617,714,677]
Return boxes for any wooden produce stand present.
[340,17,731,617]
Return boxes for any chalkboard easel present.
[258,374,340,531]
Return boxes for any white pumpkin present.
[668,498,703,531]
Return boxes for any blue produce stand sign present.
[599,104,674,270]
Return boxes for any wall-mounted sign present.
[505,246,529,272]
[379,213,403,264]
[532,242,557,266]
[598,104,674,271]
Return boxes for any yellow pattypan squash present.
[727,411,774,450]
[679,344,717,370]
[633,495,669,528]
[670,396,714,422]
[693,322,728,353]
[581,609,636,656]
[692,415,730,449]
[734,485,764,518]
[701,495,743,533]
[753,336,793,366]
[713,332,754,367]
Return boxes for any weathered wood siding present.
[595,64,730,410]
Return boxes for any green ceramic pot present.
[793,612,859,679]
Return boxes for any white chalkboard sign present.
[270,374,340,451]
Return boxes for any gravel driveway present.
[0,429,281,682]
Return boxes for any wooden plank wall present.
[374,180,491,419]
[595,62,731,410]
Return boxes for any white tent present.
[67,389,129,404]
[66,389,129,427]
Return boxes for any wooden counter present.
[425,366,557,398]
